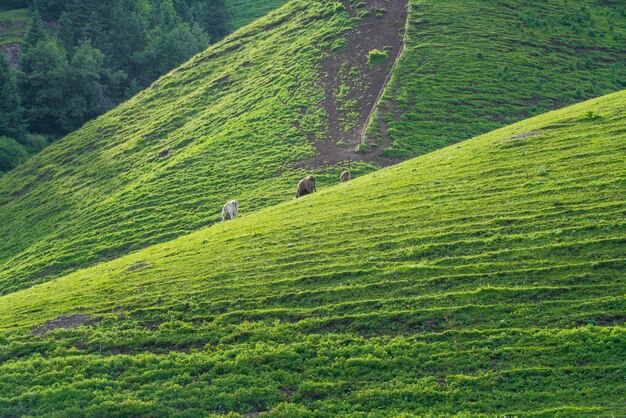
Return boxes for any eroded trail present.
[298,0,409,168]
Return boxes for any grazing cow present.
[296,175,316,198]
[221,199,239,222]
[340,171,351,183]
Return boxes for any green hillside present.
[365,0,626,157]
[0,0,286,168]
[0,91,624,416]
[1,0,625,297]
[0,8,28,47]
[0,0,404,294]
[225,0,290,29]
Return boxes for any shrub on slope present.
[0,91,624,416]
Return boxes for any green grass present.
[0,8,28,46]
[367,49,388,65]
[225,0,290,30]
[366,0,626,157]
[1,0,625,298]
[0,0,376,294]
[0,91,623,416]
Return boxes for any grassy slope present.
[225,0,290,30]
[0,8,28,46]
[365,0,626,156]
[1,0,625,296]
[0,0,378,294]
[0,92,624,416]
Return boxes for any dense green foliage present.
[365,0,626,156]
[0,53,23,139]
[0,53,28,172]
[0,136,28,172]
[24,0,224,117]
[18,38,108,135]
[0,91,623,416]
[31,0,227,89]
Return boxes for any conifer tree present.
[0,54,25,140]
[23,11,47,52]
[18,40,70,135]
[57,11,75,55]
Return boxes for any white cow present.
[221,200,239,222]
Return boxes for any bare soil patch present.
[32,314,101,336]
[297,0,409,168]
[0,42,21,67]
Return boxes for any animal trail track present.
[299,0,409,168]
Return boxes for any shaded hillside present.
[225,0,290,29]
[0,8,28,66]
[364,0,626,156]
[0,0,408,294]
[0,91,624,416]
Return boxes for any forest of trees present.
[0,0,229,173]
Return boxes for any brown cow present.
[296,175,316,198]
[340,171,351,183]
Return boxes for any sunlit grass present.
[0,91,623,416]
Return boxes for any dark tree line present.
[0,0,229,173]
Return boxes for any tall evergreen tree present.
[0,136,28,173]
[153,0,182,30]
[81,11,106,49]
[0,54,24,139]
[23,11,47,52]
[57,11,76,55]
[108,0,148,80]
[63,40,106,131]
[18,39,70,135]
[189,0,230,41]
[140,21,209,84]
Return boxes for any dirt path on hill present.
[297,0,409,168]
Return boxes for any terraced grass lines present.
[0,8,28,47]
[0,0,377,295]
[0,91,623,416]
[365,0,626,156]
[2,0,625,298]
[225,0,290,30]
